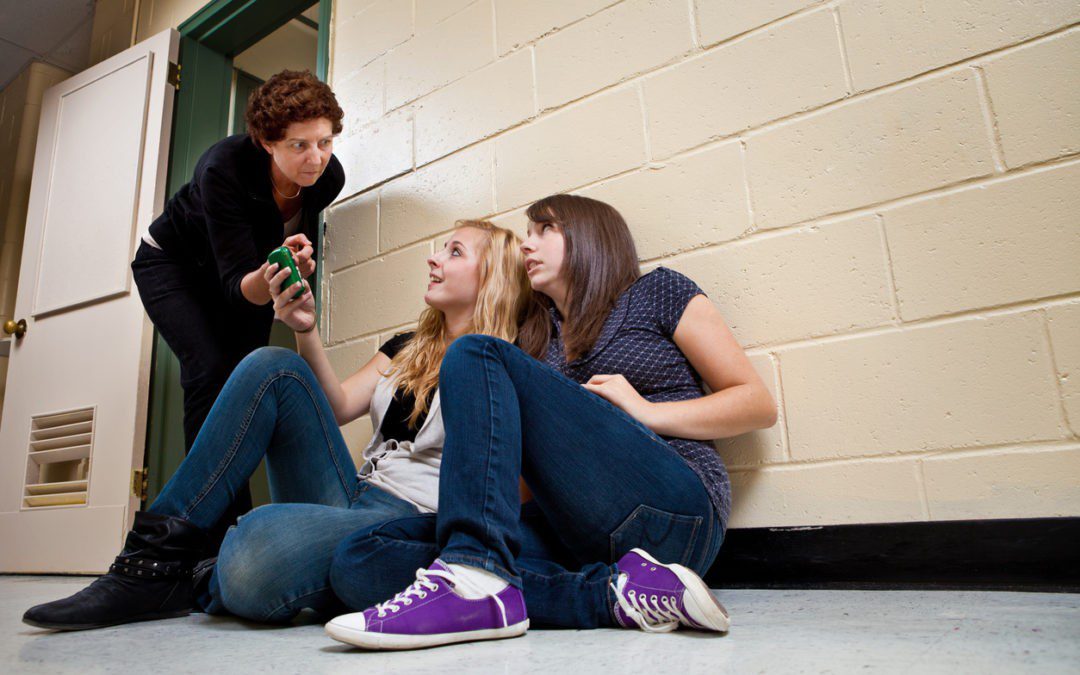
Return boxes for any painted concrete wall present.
[323,0,1080,529]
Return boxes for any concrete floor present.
[3,575,1078,674]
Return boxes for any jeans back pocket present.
[609,504,703,568]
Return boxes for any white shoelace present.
[610,573,688,633]
[375,565,509,628]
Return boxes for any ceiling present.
[0,0,95,91]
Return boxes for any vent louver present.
[23,408,94,508]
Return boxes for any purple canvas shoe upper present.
[360,560,526,636]
[611,549,708,632]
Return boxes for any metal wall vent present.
[23,407,94,508]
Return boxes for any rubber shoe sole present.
[22,608,191,632]
[326,617,529,650]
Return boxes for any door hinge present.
[131,468,149,501]
[167,62,181,90]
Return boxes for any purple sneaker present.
[325,560,529,650]
[611,548,730,633]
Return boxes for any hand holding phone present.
[267,246,304,299]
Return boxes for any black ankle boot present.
[23,511,208,631]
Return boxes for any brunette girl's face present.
[424,227,485,312]
[261,117,334,187]
[521,219,567,300]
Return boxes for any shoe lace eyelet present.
[403,599,412,606]
[418,592,427,599]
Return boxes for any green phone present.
[267,246,304,299]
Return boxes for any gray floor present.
[3,575,1078,674]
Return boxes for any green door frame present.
[144,0,333,503]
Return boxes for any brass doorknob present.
[3,319,27,338]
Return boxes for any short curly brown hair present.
[245,69,344,143]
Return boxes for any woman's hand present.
[283,233,316,279]
[264,262,316,333]
[582,374,656,429]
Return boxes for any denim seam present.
[264,585,334,622]
[182,369,355,518]
[438,552,519,586]
[478,339,501,574]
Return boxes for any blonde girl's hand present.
[283,233,316,279]
[582,374,656,428]
[264,262,316,332]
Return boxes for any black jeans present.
[131,241,271,545]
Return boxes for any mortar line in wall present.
[489,0,626,60]
[637,82,653,162]
[1039,308,1078,438]
[830,3,855,95]
[915,460,932,520]
[380,59,387,117]
[634,152,1080,265]
[738,138,756,233]
[382,0,626,117]
[374,191,381,259]
[737,291,1080,356]
[971,64,1008,173]
[344,149,1079,281]
[489,0,498,60]
[424,19,1080,173]
[771,352,792,462]
[725,438,1080,474]
[490,145,498,213]
[331,224,459,276]
[376,19,1077,185]
[687,0,701,50]
[875,213,903,324]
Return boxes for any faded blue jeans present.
[328,335,723,628]
[148,346,419,621]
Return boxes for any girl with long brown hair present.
[325,194,777,650]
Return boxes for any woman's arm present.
[268,265,388,425]
[583,295,777,440]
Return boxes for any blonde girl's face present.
[424,227,486,312]
[261,117,335,187]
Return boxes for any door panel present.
[0,29,179,573]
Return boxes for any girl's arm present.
[584,295,777,440]
[268,266,389,425]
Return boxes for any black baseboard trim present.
[704,517,1080,592]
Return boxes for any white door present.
[0,29,178,573]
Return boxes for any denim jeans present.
[329,335,723,628]
[147,346,419,621]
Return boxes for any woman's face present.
[521,219,567,300]
[262,117,334,187]
[425,227,486,313]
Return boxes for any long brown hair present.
[517,194,639,361]
[387,220,531,427]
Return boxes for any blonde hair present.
[387,220,530,427]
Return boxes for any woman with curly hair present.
[129,69,346,533]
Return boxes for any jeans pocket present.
[609,504,703,567]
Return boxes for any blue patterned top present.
[540,266,732,527]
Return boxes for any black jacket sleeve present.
[197,164,263,306]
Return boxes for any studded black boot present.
[23,511,208,631]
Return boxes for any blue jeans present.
[329,335,723,628]
[147,346,419,621]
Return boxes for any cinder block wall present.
[320,0,1080,529]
